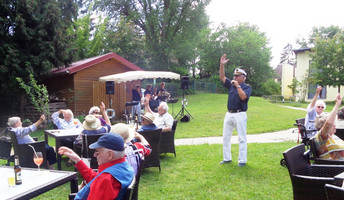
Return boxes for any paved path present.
[175,128,300,146]
[175,105,306,146]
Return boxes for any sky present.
[206,0,344,68]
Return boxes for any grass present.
[5,93,332,199]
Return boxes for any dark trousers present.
[45,144,57,165]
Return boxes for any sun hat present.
[141,112,155,123]
[89,133,124,151]
[83,115,101,130]
[233,68,247,76]
[111,123,134,143]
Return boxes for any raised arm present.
[100,102,111,125]
[219,54,229,84]
[143,96,153,114]
[309,86,322,109]
[320,94,342,139]
[33,115,45,129]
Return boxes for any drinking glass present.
[33,152,43,171]
[7,176,15,187]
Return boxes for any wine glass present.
[33,152,43,171]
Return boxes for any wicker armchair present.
[132,156,144,200]
[335,128,344,140]
[0,137,13,166]
[81,134,103,169]
[324,184,344,200]
[138,128,162,171]
[8,129,48,169]
[283,144,344,200]
[309,137,344,165]
[159,119,178,157]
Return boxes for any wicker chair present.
[124,177,136,200]
[81,134,103,169]
[138,128,162,171]
[0,137,13,166]
[159,119,178,157]
[283,144,344,200]
[309,137,344,165]
[132,156,144,200]
[8,129,48,169]
[324,183,344,200]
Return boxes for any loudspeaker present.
[106,81,115,95]
[181,76,189,90]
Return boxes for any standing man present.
[219,54,251,167]
[132,84,142,122]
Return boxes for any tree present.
[198,23,273,96]
[93,0,210,71]
[310,31,344,93]
[0,0,78,112]
[280,43,295,64]
[287,77,299,95]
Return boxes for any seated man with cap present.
[58,133,134,200]
[137,112,158,132]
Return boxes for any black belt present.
[228,110,243,113]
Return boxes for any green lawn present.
[5,93,325,199]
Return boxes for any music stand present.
[167,98,179,118]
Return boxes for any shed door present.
[92,81,127,121]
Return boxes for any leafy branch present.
[16,71,50,115]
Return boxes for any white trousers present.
[132,104,141,122]
[223,112,247,163]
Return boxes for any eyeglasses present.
[93,112,100,114]
[317,106,324,109]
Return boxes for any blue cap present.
[89,133,125,151]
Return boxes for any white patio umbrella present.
[99,71,180,83]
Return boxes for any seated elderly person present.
[111,123,152,157]
[305,86,326,132]
[137,112,157,132]
[89,103,107,126]
[8,115,57,169]
[111,123,151,175]
[314,94,344,160]
[51,109,82,129]
[51,109,82,150]
[58,133,134,199]
[74,114,111,147]
[144,98,173,132]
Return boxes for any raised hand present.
[220,54,229,65]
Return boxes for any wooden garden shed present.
[43,52,144,120]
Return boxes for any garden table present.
[44,129,82,170]
[0,166,78,199]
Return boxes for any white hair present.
[7,117,21,127]
[105,149,125,160]
[89,106,100,114]
[315,100,326,110]
[159,102,169,112]
[64,109,74,118]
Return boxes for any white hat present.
[233,68,247,76]
[111,123,134,143]
[83,115,101,130]
[141,112,155,123]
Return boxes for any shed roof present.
[293,47,312,54]
[50,52,144,75]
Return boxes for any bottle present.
[14,155,22,185]
[135,114,139,131]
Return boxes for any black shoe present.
[219,160,232,164]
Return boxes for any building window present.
[308,85,326,99]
